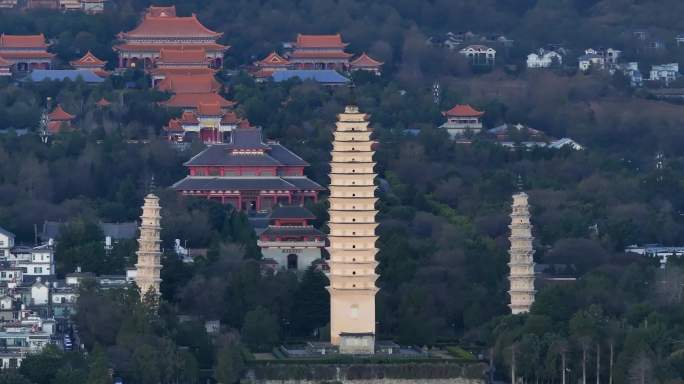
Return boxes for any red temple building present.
[0,56,11,77]
[288,34,353,70]
[157,72,234,110]
[47,105,75,134]
[95,98,111,108]
[70,51,108,77]
[0,34,54,72]
[114,5,228,70]
[27,0,58,8]
[440,104,485,138]
[150,48,215,84]
[165,104,244,143]
[257,205,326,271]
[253,51,291,80]
[350,53,383,75]
[172,127,324,211]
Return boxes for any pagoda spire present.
[135,193,163,299]
[508,191,536,314]
[327,105,379,354]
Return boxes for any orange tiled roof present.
[48,104,75,121]
[197,102,221,116]
[180,111,199,124]
[114,43,228,53]
[165,118,183,132]
[119,14,222,39]
[47,121,70,134]
[0,51,54,60]
[295,34,347,48]
[70,51,106,68]
[256,51,290,67]
[350,52,383,67]
[221,111,240,124]
[151,67,216,77]
[161,93,235,109]
[95,98,111,107]
[0,34,48,49]
[156,73,221,93]
[443,104,484,117]
[159,47,207,64]
[289,50,353,59]
[147,5,176,17]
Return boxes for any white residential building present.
[527,49,563,68]
[459,45,496,66]
[0,228,14,261]
[13,243,54,277]
[30,278,49,306]
[650,63,679,85]
[579,48,622,71]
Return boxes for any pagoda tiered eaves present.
[328,105,379,354]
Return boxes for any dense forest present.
[1,0,684,383]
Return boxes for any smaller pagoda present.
[47,105,75,134]
[440,104,484,138]
[508,191,536,314]
[135,193,163,298]
[257,205,325,272]
[350,53,383,75]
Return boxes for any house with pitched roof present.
[253,51,291,80]
[156,72,235,111]
[349,53,383,75]
[459,45,496,66]
[440,104,485,138]
[0,34,54,72]
[114,5,228,70]
[46,105,75,134]
[0,227,15,261]
[69,51,108,77]
[287,34,353,70]
[172,127,324,211]
[165,105,244,143]
[151,47,214,84]
[257,205,326,272]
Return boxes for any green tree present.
[19,344,63,384]
[290,268,329,337]
[241,306,280,352]
[214,342,245,384]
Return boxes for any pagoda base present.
[339,332,375,355]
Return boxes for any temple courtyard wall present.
[244,362,487,384]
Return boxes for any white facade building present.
[0,227,14,261]
[650,63,679,85]
[459,45,496,66]
[527,49,563,68]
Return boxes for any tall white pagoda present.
[135,193,163,298]
[508,192,536,314]
[327,105,379,354]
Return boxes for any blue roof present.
[24,70,105,83]
[272,70,350,84]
